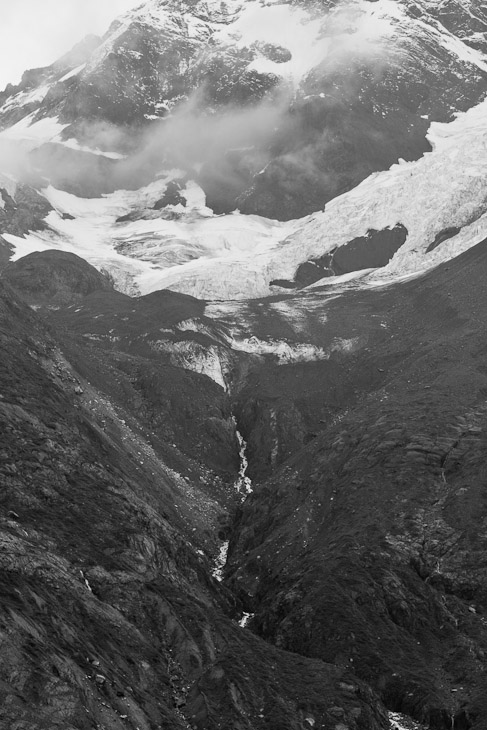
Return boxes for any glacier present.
[4,92,487,301]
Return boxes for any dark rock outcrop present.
[153,179,187,209]
[0,235,13,271]
[329,224,408,276]
[274,224,408,289]
[2,250,114,306]
[0,184,53,237]
[426,227,461,252]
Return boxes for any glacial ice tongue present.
[5,95,487,301]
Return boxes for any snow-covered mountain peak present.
[85,0,243,77]
[2,0,487,303]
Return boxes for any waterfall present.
[234,419,253,499]
[212,419,253,581]
[239,612,254,628]
[212,540,229,582]
[388,711,423,730]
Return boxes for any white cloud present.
[0,0,139,90]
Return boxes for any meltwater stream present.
[212,422,253,582]
[235,425,253,498]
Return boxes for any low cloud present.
[0,0,397,210]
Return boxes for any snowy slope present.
[156,94,487,299]
[2,177,296,296]
[4,92,487,300]
[2,0,487,300]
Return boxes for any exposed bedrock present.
[426,226,462,253]
[0,236,13,271]
[235,47,487,220]
[0,275,390,729]
[224,241,487,728]
[153,178,188,209]
[0,184,54,238]
[272,224,409,289]
[232,355,380,481]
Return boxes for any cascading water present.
[235,423,252,499]
[388,711,423,730]
[212,541,229,582]
[212,418,253,582]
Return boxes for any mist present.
[0,0,401,216]
[0,83,294,204]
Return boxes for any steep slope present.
[220,240,487,729]
[0,270,389,730]
[0,35,102,129]
[11,239,487,728]
[0,176,53,257]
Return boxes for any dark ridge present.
[269,278,297,289]
[49,287,208,340]
[0,66,50,100]
[2,250,114,306]
[0,235,13,271]
[140,288,206,322]
[0,184,53,237]
[294,259,334,287]
[227,238,487,728]
[331,223,408,274]
[426,226,461,252]
[291,224,408,288]
[153,179,188,209]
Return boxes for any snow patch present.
[227,333,359,363]
[0,115,68,148]
[54,136,126,159]
[58,64,86,83]
[215,0,405,86]
[229,335,329,363]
